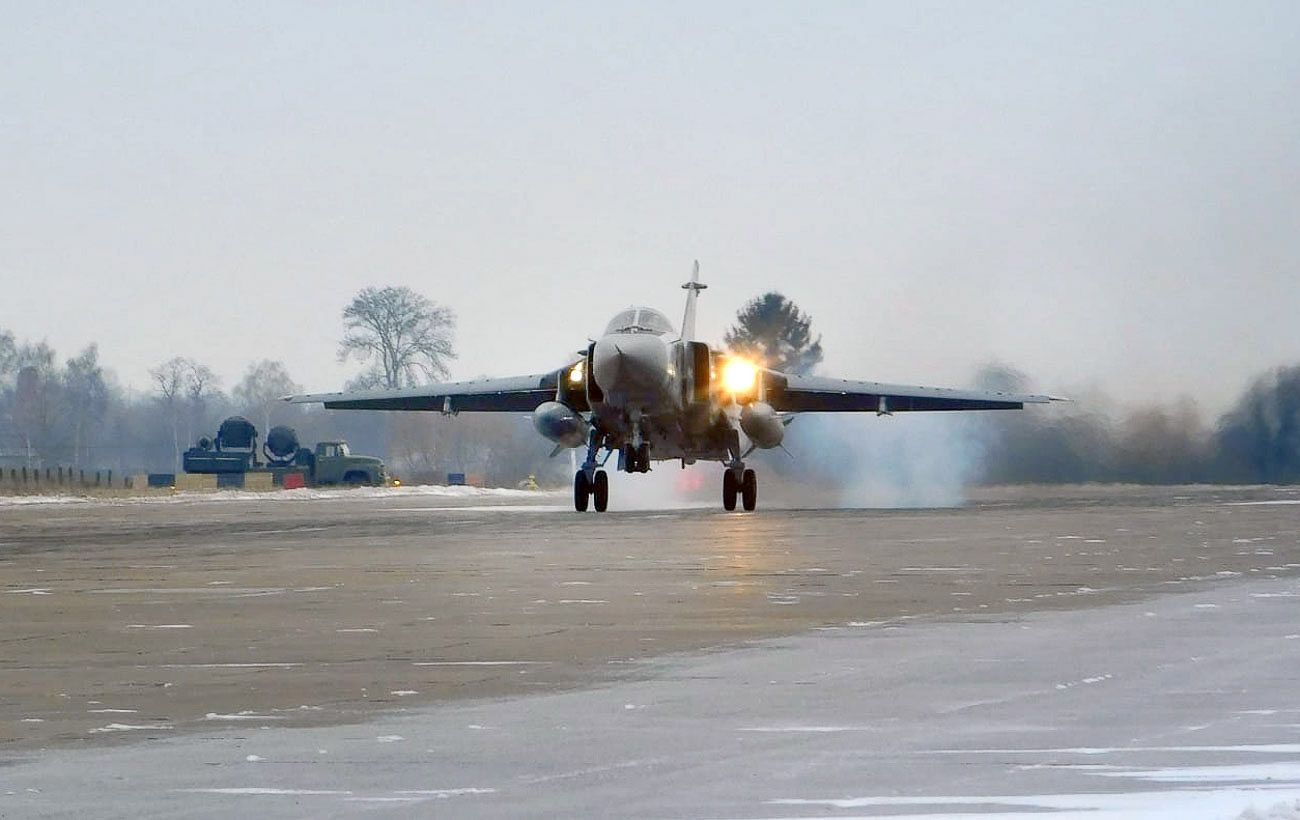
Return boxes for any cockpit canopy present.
[603,307,676,336]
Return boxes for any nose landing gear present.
[621,443,651,473]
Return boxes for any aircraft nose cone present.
[592,334,670,399]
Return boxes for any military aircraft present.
[288,264,1058,512]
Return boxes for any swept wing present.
[765,372,1059,413]
[285,372,559,413]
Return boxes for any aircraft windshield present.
[604,307,675,336]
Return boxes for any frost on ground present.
[1239,800,1300,820]
[0,484,560,507]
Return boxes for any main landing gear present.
[575,429,611,512]
[574,469,609,512]
[722,467,757,512]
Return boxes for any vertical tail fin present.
[680,259,707,342]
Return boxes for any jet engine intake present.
[739,402,784,449]
[532,401,588,448]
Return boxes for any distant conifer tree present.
[724,292,823,375]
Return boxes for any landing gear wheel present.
[722,469,738,511]
[593,470,609,512]
[636,443,650,473]
[741,469,757,511]
[622,444,637,474]
[574,470,591,512]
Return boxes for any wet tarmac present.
[2,484,1300,817]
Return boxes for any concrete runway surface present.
[3,484,1300,817]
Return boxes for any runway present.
[3,484,1300,817]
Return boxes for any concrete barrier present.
[174,474,218,492]
[243,473,274,491]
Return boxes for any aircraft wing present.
[765,372,1060,413]
[285,373,558,413]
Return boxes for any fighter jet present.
[287,264,1058,512]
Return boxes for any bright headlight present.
[569,361,585,384]
[722,359,758,395]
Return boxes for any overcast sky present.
[3,2,1297,413]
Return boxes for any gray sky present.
[3,2,1298,413]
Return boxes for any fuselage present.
[583,306,735,465]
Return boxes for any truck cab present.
[312,441,386,486]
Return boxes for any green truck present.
[182,416,387,487]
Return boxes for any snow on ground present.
[1239,800,1300,820]
[767,788,1300,820]
[0,484,562,507]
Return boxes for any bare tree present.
[0,329,16,381]
[63,345,110,467]
[149,357,220,470]
[150,357,188,470]
[11,342,63,465]
[233,360,301,433]
[183,360,220,448]
[339,286,456,389]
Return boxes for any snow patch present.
[178,788,351,796]
[740,726,875,733]
[411,660,545,667]
[89,723,173,733]
[1238,799,1300,820]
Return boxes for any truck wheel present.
[342,471,371,487]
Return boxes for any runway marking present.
[127,624,193,629]
[205,712,284,721]
[6,588,52,595]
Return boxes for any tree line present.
[0,286,557,486]
[3,286,1299,488]
[731,291,1300,486]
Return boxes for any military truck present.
[183,416,387,487]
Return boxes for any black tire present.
[574,470,590,512]
[343,471,371,487]
[722,469,738,511]
[637,443,650,473]
[593,470,609,512]
[741,469,757,511]
[622,445,637,474]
